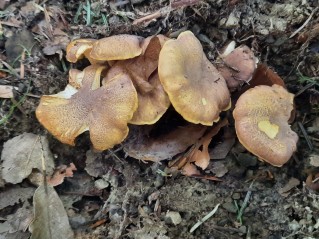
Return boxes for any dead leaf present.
[47,163,77,187]
[7,201,33,233]
[1,133,55,184]
[0,85,14,98]
[278,177,300,197]
[170,119,228,177]
[124,124,207,162]
[85,150,116,177]
[209,128,236,160]
[29,185,74,239]
[236,63,285,97]
[0,187,35,210]
[306,173,319,191]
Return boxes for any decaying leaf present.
[29,185,74,239]
[47,163,77,187]
[124,124,207,162]
[209,128,235,160]
[278,177,300,197]
[0,187,35,210]
[169,118,228,177]
[1,133,54,184]
[6,201,33,233]
[306,173,319,191]
[0,85,14,98]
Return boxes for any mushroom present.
[233,84,298,167]
[36,65,138,151]
[158,31,231,125]
[102,35,170,125]
[216,43,258,91]
[90,34,143,61]
[66,39,97,64]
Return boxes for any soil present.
[0,0,319,239]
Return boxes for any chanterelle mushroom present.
[233,84,298,167]
[36,65,138,151]
[158,31,231,125]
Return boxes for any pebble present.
[222,202,237,213]
[165,211,182,225]
[232,193,241,200]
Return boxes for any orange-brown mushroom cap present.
[233,84,298,167]
[216,45,258,92]
[102,35,170,125]
[36,65,138,151]
[90,34,143,61]
[66,39,96,63]
[158,31,231,125]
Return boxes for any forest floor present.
[0,0,319,239]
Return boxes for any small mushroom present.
[102,35,170,125]
[66,39,97,63]
[216,43,258,91]
[36,65,138,151]
[233,84,298,167]
[158,31,231,125]
[90,34,143,61]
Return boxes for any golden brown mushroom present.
[102,35,170,125]
[90,34,143,61]
[36,65,138,151]
[66,39,97,63]
[216,44,258,91]
[158,31,231,125]
[233,84,298,167]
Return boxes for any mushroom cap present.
[158,31,231,125]
[90,34,143,61]
[233,84,298,167]
[36,65,138,151]
[66,39,96,63]
[130,73,170,124]
[102,35,170,125]
[216,45,258,91]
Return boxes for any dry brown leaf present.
[0,187,35,210]
[170,118,228,177]
[306,173,319,191]
[47,163,77,187]
[29,185,74,239]
[278,177,300,197]
[124,124,207,162]
[0,85,14,98]
[1,133,55,184]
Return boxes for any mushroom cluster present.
[36,31,298,167]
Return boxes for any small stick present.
[190,203,220,233]
[289,7,318,38]
[298,122,313,151]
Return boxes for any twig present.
[298,122,313,151]
[132,0,201,26]
[190,203,220,233]
[289,7,319,38]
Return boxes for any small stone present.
[309,154,319,167]
[224,12,240,28]
[239,225,247,233]
[288,219,301,231]
[222,202,237,213]
[94,179,109,190]
[232,193,241,200]
[165,211,182,225]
